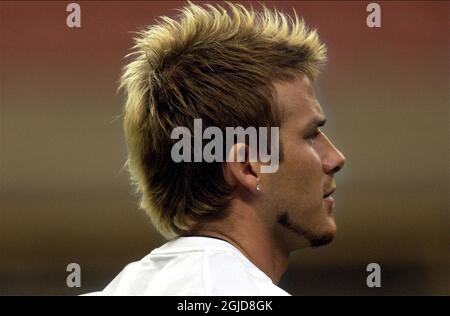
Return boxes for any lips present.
[323,187,335,198]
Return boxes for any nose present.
[322,138,346,175]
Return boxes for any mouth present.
[323,187,335,199]
[323,187,336,210]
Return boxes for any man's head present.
[256,74,345,250]
[120,2,343,247]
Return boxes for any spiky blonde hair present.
[120,1,327,239]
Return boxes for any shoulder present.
[201,248,290,296]
[99,250,207,295]
[86,237,290,296]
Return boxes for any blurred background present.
[0,1,448,295]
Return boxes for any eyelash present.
[307,129,321,139]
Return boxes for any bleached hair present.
[119,1,327,239]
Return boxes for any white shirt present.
[89,236,290,296]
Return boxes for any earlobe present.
[226,143,260,195]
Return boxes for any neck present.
[190,200,290,284]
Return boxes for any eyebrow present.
[307,117,327,129]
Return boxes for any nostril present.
[332,165,342,174]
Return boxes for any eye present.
[306,129,321,139]
[305,129,322,144]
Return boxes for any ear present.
[223,143,261,195]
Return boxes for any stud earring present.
[256,184,262,192]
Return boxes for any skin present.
[192,74,346,284]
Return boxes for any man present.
[95,2,345,295]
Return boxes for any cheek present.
[289,146,323,185]
[267,139,323,195]
[269,148,322,205]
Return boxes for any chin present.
[309,220,337,248]
[276,211,337,249]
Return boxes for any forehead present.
[273,74,324,125]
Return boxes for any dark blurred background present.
[0,1,448,295]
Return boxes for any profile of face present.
[259,74,346,250]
